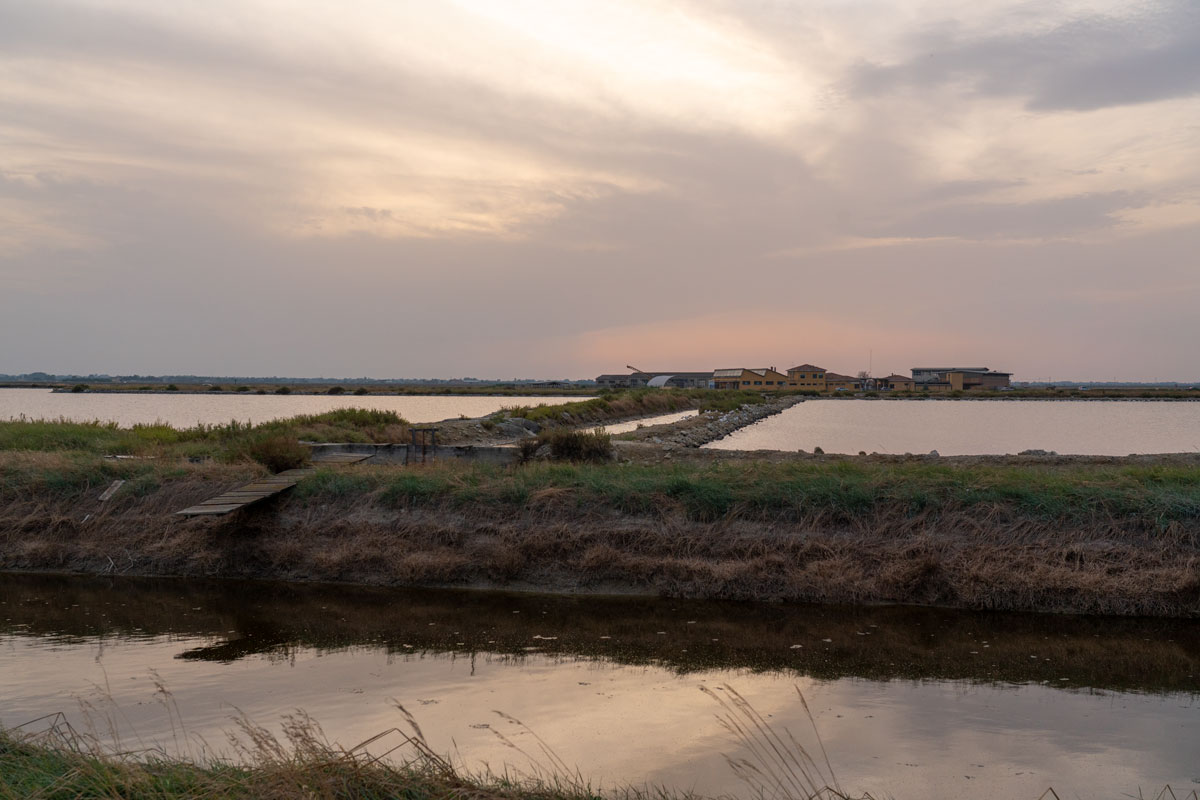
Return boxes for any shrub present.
[516,437,543,463]
[236,385,250,392]
[353,387,369,395]
[69,384,88,393]
[275,386,291,395]
[166,384,179,391]
[327,386,345,395]
[256,389,266,395]
[244,435,310,472]
[208,385,223,391]
[538,428,613,463]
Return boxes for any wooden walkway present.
[176,452,372,517]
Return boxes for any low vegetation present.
[0,677,876,800]
[241,435,312,472]
[277,459,1200,526]
[0,409,409,465]
[2,447,1197,615]
[501,388,779,427]
[1,405,1198,616]
[528,428,615,463]
[0,720,628,800]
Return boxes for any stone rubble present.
[628,395,806,448]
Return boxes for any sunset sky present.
[2,0,1198,380]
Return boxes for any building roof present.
[824,372,858,382]
[911,366,988,372]
[714,368,784,378]
[950,369,1012,377]
[639,371,713,379]
[788,364,825,372]
[884,374,912,382]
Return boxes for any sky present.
[2,0,1198,381]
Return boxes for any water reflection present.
[705,398,1200,455]
[1,573,1197,799]
[3,574,1196,692]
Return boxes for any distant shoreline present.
[4,382,1198,400]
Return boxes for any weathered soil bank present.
[3,464,1197,617]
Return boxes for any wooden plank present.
[177,504,247,516]
[195,496,269,503]
[312,453,372,464]
[176,465,316,517]
[98,480,125,502]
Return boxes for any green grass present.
[0,726,617,800]
[284,459,1200,526]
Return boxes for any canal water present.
[600,409,698,434]
[706,399,1200,455]
[2,574,1196,798]
[0,388,583,428]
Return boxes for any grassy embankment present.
[0,725,606,800]
[0,408,410,467]
[502,388,777,420]
[1,404,1198,614]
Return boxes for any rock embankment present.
[621,395,805,448]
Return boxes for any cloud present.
[849,2,1200,111]
[857,190,1147,240]
[0,0,1198,380]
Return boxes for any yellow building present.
[712,367,790,390]
[786,364,826,390]
[882,374,915,391]
[823,372,863,392]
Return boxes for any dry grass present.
[1,452,1198,616]
[0,709,620,800]
[4,688,1192,800]
[0,674,882,800]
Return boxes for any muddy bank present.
[3,466,1197,618]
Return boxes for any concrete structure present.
[786,364,826,390]
[308,442,519,466]
[911,367,1012,391]
[712,367,789,390]
[596,371,712,389]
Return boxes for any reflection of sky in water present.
[705,399,1200,455]
[0,388,584,427]
[2,634,1196,799]
[598,409,697,435]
